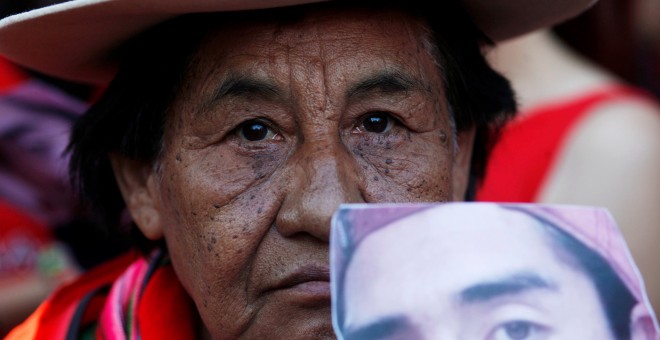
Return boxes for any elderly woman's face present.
[121,7,473,339]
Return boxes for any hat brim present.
[0,0,596,84]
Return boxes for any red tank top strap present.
[476,84,655,202]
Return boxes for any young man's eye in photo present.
[489,320,549,340]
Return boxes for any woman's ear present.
[630,303,658,340]
[109,153,164,240]
[452,127,476,201]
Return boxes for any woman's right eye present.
[355,112,396,134]
[237,120,277,142]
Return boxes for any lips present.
[278,266,330,288]
[266,265,331,305]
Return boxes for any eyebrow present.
[200,70,423,116]
[459,272,557,304]
[346,71,423,100]
[343,315,417,340]
[195,74,283,118]
[209,74,282,105]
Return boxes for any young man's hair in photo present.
[538,216,637,339]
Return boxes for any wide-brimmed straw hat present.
[0,0,596,85]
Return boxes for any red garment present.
[0,200,51,280]
[6,251,198,340]
[476,85,657,202]
[0,56,26,93]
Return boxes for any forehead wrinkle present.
[316,20,332,122]
[187,51,291,118]
[388,10,437,83]
[394,12,456,132]
[273,19,334,123]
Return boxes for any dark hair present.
[68,0,516,247]
[410,1,517,200]
[503,206,638,339]
[68,15,206,248]
[539,219,637,339]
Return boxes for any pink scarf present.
[97,252,154,340]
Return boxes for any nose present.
[275,139,364,242]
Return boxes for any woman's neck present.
[486,30,618,112]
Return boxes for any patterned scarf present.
[97,252,152,339]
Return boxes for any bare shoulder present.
[538,92,660,203]
[568,94,660,161]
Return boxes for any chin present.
[236,304,335,340]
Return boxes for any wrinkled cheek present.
[365,156,452,202]
[158,197,263,338]
[169,252,256,339]
[155,150,285,336]
[350,132,454,202]
[156,149,280,240]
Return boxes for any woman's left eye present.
[358,112,395,134]
[490,321,547,340]
[237,119,278,142]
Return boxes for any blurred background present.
[555,0,660,97]
[477,0,660,320]
[0,0,658,336]
[0,1,130,336]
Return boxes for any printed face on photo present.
[341,205,618,340]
